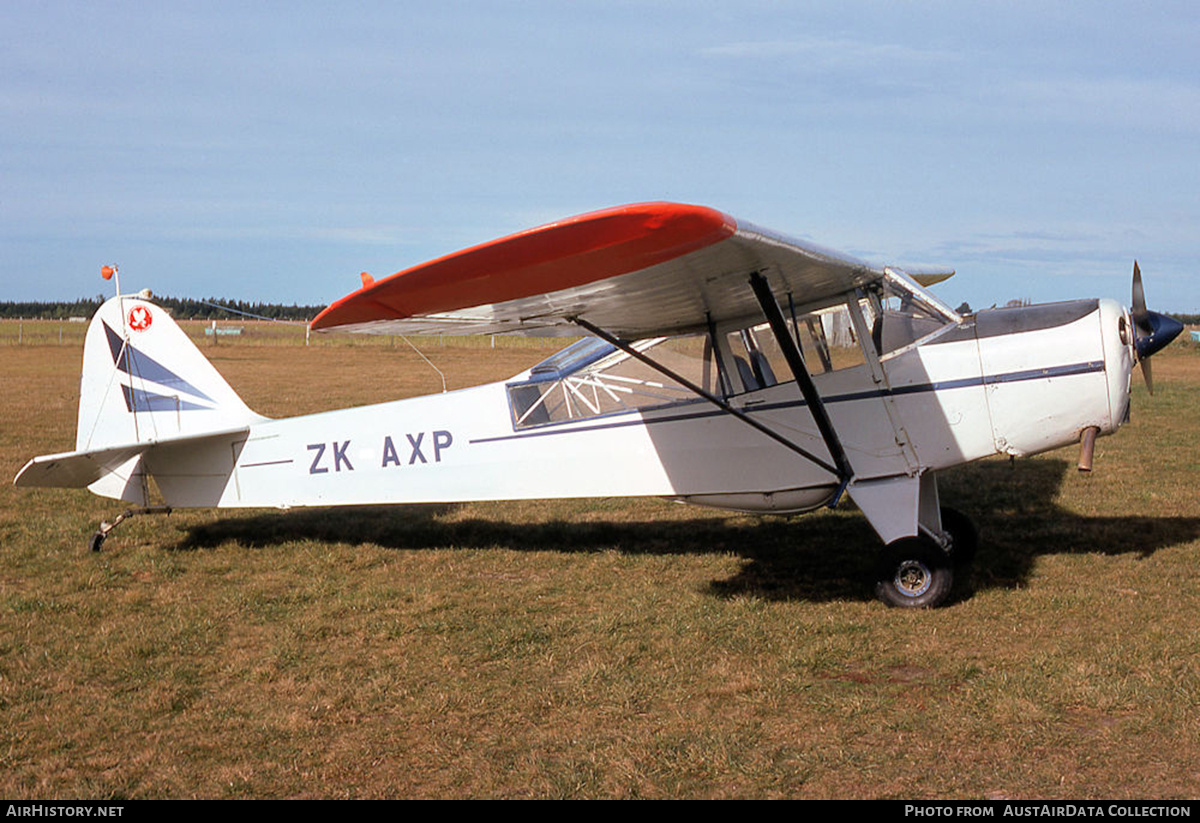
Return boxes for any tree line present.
[0,296,326,322]
[4,297,1197,327]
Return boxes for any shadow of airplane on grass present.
[174,458,1200,605]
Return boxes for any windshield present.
[866,269,961,356]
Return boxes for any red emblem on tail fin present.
[128,305,153,332]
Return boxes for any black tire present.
[875,537,954,608]
[88,531,106,553]
[939,506,978,568]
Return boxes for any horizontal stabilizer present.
[14,426,251,503]
[15,444,149,490]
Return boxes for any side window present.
[817,305,867,371]
[507,334,719,428]
[720,303,868,395]
[789,309,867,372]
[724,328,778,393]
[795,315,834,373]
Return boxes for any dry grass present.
[2,328,1199,799]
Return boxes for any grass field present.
[2,322,1199,799]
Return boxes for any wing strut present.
[571,317,842,478]
[747,271,855,493]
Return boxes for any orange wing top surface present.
[311,203,737,332]
[311,202,890,339]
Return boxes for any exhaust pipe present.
[1077,426,1100,472]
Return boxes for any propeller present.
[1129,261,1184,395]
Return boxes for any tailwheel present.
[875,537,954,608]
[85,506,172,552]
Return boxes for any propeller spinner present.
[1129,261,1183,395]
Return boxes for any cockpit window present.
[526,337,616,381]
[507,334,717,429]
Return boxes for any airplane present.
[13,202,1185,608]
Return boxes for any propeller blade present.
[1127,261,1184,394]
[1131,260,1148,326]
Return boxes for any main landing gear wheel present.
[875,537,954,609]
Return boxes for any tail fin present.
[13,295,266,504]
[76,295,264,452]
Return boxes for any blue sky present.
[3,1,1198,314]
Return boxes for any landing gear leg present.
[852,475,978,607]
[88,506,172,552]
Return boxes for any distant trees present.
[0,297,105,319]
[0,296,325,322]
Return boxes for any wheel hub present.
[894,559,932,597]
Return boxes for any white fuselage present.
[144,299,1133,518]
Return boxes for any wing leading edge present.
[311,202,930,340]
